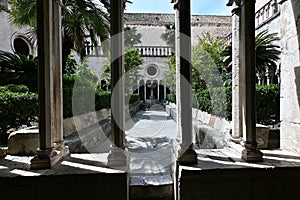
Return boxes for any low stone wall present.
[165,103,271,149]
[7,127,39,156]
[63,109,111,138]
[7,103,142,155]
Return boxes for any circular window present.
[146,65,158,77]
[13,37,30,56]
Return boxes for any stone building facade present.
[230,0,300,154]
[252,0,300,154]
[0,11,36,57]
[88,13,232,101]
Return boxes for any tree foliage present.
[102,48,144,93]
[8,0,110,69]
[124,26,142,47]
[163,33,228,92]
[161,24,175,51]
[0,50,38,92]
[223,30,281,78]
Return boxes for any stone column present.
[164,85,167,100]
[52,0,64,149]
[144,81,147,101]
[157,80,160,100]
[137,81,140,96]
[174,3,182,143]
[230,2,243,139]
[31,0,68,169]
[240,0,263,162]
[173,0,197,164]
[107,0,128,168]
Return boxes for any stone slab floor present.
[1,106,300,199]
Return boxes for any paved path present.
[125,106,178,185]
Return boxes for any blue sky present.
[125,0,232,15]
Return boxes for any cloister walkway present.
[126,106,178,186]
[3,106,300,199]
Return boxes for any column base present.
[178,146,198,165]
[30,146,69,169]
[231,136,242,144]
[107,145,128,171]
[242,148,263,162]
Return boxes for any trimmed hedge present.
[63,75,111,118]
[125,93,139,105]
[0,88,38,137]
[0,84,29,93]
[166,93,176,103]
[63,75,139,118]
[256,84,280,125]
[196,84,280,125]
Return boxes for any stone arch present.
[10,32,33,56]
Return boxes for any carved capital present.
[227,0,241,7]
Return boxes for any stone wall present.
[280,0,300,153]
[124,13,232,47]
[0,11,35,55]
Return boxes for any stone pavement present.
[125,105,178,186]
[0,105,179,185]
[2,105,300,185]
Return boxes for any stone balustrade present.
[85,45,173,57]
[85,45,107,57]
[135,46,173,57]
[255,0,279,27]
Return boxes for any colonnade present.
[31,0,262,169]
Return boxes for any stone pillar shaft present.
[231,5,243,138]
[175,8,181,139]
[108,0,127,168]
[240,0,263,162]
[31,0,68,169]
[144,82,147,101]
[175,0,197,164]
[158,81,160,100]
[164,85,166,100]
[37,0,53,152]
[110,0,125,149]
[53,0,64,147]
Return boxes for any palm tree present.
[223,30,281,84]
[0,50,38,91]
[255,30,281,83]
[7,0,111,69]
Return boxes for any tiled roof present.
[124,13,231,26]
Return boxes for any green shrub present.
[167,93,176,103]
[63,75,76,118]
[95,90,111,110]
[63,75,112,118]
[0,84,29,93]
[125,93,139,105]
[256,84,280,124]
[0,89,38,138]
[195,84,280,124]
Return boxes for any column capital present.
[232,6,241,15]
[171,0,179,10]
[54,0,63,7]
[227,0,241,7]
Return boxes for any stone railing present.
[135,46,173,57]
[85,45,173,57]
[85,45,107,57]
[255,0,280,27]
